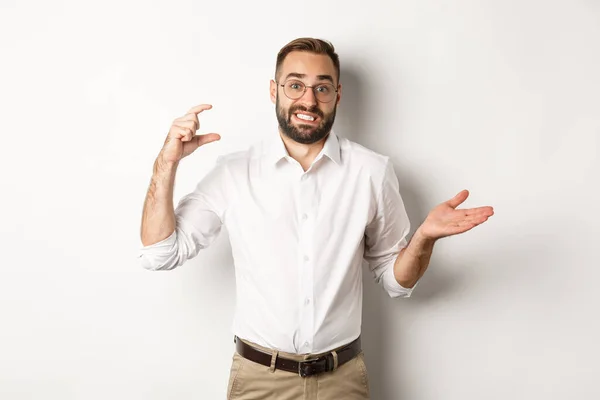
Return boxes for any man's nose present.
[298,87,318,106]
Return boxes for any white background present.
[1,0,598,399]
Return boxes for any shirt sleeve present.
[138,156,229,271]
[364,158,418,298]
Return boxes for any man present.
[139,37,494,399]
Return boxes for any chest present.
[224,163,377,243]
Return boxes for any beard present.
[276,96,336,145]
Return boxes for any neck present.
[278,130,330,172]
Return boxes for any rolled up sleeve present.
[364,159,417,298]
[138,157,229,271]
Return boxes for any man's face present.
[270,51,342,145]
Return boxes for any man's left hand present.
[418,190,494,240]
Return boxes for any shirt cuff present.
[382,263,418,298]
[139,230,177,253]
[138,231,179,271]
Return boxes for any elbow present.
[395,276,418,290]
[379,259,418,298]
[385,278,418,299]
[139,258,172,272]
[138,225,208,271]
[139,253,181,271]
[138,231,183,271]
[388,290,413,299]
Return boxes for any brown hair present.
[275,37,340,84]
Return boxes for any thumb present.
[446,189,469,209]
[196,133,221,147]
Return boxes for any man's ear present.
[270,80,277,104]
[336,83,342,106]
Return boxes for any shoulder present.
[213,136,267,165]
[210,138,267,175]
[215,149,251,167]
[339,135,392,179]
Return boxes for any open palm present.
[420,190,494,240]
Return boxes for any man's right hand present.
[159,104,221,165]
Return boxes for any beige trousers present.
[226,338,370,400]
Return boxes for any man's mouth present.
[292,112,320,124]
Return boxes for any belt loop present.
[269,350,279,373]
[331,350,338,371]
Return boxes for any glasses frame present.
[276,79,339,103]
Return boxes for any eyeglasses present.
[277,79,338,103]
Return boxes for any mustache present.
[288,105,324,119]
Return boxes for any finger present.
[170,126,194,141]
[460,215,490,227]
[451,212,490,223]
[176,114,200,131]
[186,104,212,116]
[196,133,221,147]
[173,120,197,132]
[445,190,469,209]
[462,206,494,217]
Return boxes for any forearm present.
[393,227,437,288]
[140,156,179,246]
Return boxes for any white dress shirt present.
[139,130,417,354]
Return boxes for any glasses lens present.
[314,84,336,102]
[283,80,305,100]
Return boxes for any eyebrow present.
[283,72,336,85]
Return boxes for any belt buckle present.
[298,356,328,378]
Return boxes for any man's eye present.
[286,80,304,89]
[316,86,330,93]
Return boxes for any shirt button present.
[301,213,308,220]
[304,341,309,347]
[305,298,310,305]
[303,255,309,262]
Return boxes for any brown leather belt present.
[234,335,361,377]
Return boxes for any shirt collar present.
[266,130,341,167]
